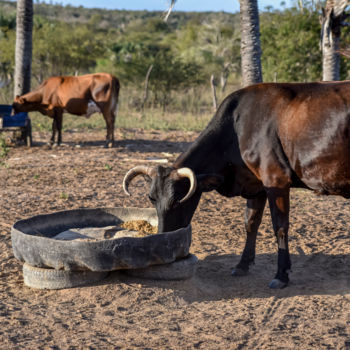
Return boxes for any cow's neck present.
[174,110,239,176]
[24,90,43,103]
[23,90,43,104]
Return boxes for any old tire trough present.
[124,253,198,280]
[22,263,109,290]
[11,207,192,273]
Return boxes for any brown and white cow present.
[124,81,350,289]
[13,73,120,147]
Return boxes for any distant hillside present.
[0,0,238,31]
[1,0,337,106]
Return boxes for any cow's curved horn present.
[123,166,154,196]
[176,167,197,203]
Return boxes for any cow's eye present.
[148,195,156,203]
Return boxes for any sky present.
[39,0,296,13]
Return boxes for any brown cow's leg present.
[103,112,115,148]
[50,118,57,145]
[55,111,63,146]
[266,187,291,289]
[51,111,63,146]
[232,193,267,276]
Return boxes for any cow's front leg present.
[232,193,267,276]
[266,187,291,289]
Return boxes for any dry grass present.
[4,82,241,134]
[29,108,215,134]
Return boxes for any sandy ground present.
[0,128,349,349]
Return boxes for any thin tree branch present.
[142,64,153,111]
[164,0,176,22]
[210,74,217,111]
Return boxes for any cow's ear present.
[15,96,25,103]
[197,174,224,192]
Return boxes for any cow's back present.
[234,81,350,196]
[54,74,110,103]
[42,73,117,115]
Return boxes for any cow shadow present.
[74,138,191,154]
[100,252,350,302]
[116,138,191,154]
[28,138,192,154]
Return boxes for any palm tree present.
[320,0,349,81]
[14,0,33,97]
[165,0,262,87]
[239,0,263,87]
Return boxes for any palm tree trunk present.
[239,0,263,87]
[14,0,33,97]
[322,34,340,81]
[321,0,349,81]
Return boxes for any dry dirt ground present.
[0,128,349,349]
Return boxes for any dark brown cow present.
[13,73,120,147]
[123,81,350,289]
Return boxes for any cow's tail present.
[111,76,120,116]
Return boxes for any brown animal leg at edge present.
[232,192,267,276]
[50,118,57,145]
[266,186,291,289]
[103,111,115,148]
[55,111,63,146]
[50,110,63,146]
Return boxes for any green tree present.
[0,12,16,89]
[147,50,203,111]
[109,38,203,111]
[174,19,241,91]
[0,11,16,36]
[260,7,322,82]
[32,19,105,82]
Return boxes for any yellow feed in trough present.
[120,220,158,236]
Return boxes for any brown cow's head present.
[123,165,223,233]
[13,95,27,113]
[12,95,39,114]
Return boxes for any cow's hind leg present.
[50,118,57,145]
[266,187,291,289]
[103,111,115,148]
[232,193,267,276]
[55,111,63,146]
[49,111,63,146]
[51,111,63,147]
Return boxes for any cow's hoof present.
[269,279,288,289]
[52,143,60,148]
[231,267,249,276]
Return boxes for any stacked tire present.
[22,254,198,290]
[12,207,198,290]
